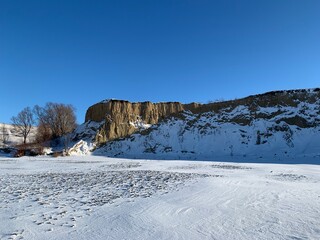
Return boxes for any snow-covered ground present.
[1,155,319,239]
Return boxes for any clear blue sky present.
[1,0,319,124]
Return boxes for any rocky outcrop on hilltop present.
[78,88,320,152]
[84,100,200,144]
[94,89,320,162]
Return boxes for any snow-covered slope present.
[92,89,320,163]
[0,123,37,147]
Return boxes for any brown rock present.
[85,100,201,144]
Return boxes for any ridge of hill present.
[71,88,320,163]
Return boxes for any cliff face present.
[93,89,320,161]
[85,100,201,143]
[83,88,320,145]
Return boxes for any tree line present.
[8,103,77,146]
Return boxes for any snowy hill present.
[74,88,320,163]
[0,123,37,147]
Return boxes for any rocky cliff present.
[80,88,320,147]
[84,100,201,143]
[92,88,320,162]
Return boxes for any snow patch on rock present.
[68,140,93,156]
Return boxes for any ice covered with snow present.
[0,155,319,239]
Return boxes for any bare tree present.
[34,103,77,140]
[11,107,35,144]
[34,121,52,144]
[0,124,9,147]
[33,105,52,144]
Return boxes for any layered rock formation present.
[93,89,320,161]
[83,89,320,145]
[85,100,201,144]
